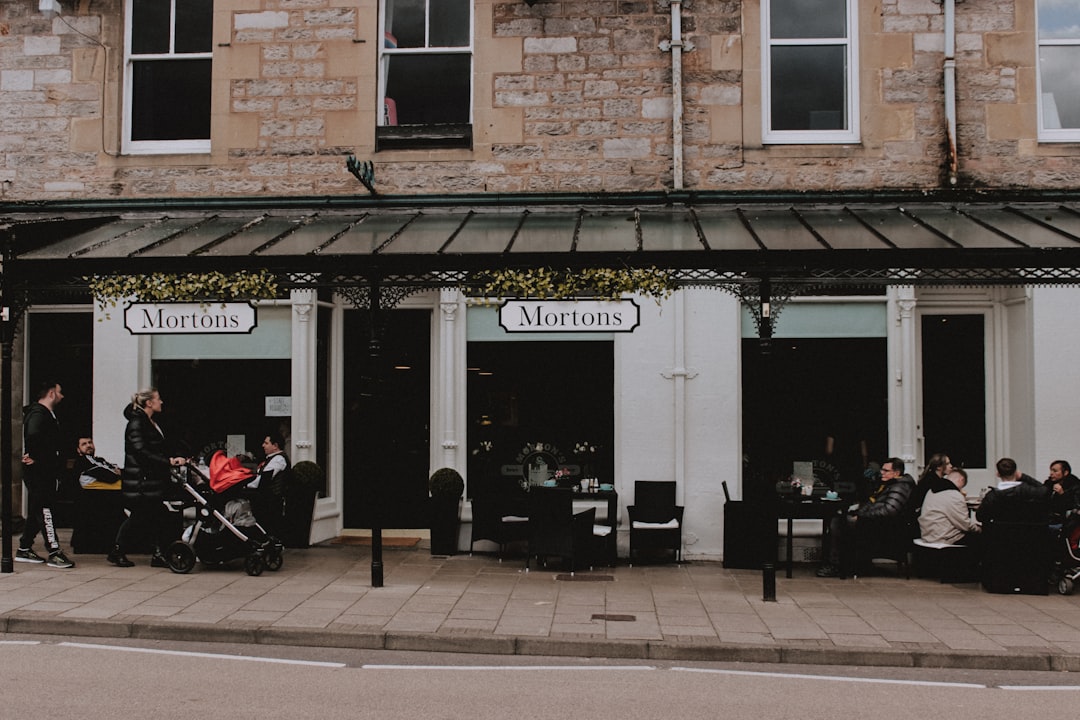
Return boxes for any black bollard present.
[762,561,776,601]
[371,526,384,588]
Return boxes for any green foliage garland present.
[473,266,676,304]
[86,270,280,312]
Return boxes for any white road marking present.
[361,664,655,671]
[998,685,1080,691]
[0,640,41,645]
[672,667,986,689]
[58,641,346,667]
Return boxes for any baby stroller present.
[163,451,284,576]
[1052,510,1080,595]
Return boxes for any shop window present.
[466,341,614,499]
[377,0,473,151]
[1037,0,1080,140]
[741,338,887,501]
[123,0,213,154]
[761,0,859,144]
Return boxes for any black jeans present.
[115,499,173,555]
[19,476,60,554]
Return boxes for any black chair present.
[627,481,684,565]
[850,515,916,578]
[981,520,1052,595]
[469,487,529,559]
[525,488,596,574]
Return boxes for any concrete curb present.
[3,613,1078,672]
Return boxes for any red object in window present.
[383,97,398,126]
[384,31,397,49]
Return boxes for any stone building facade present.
[4,1,1080,559]
[1,0,1076,200]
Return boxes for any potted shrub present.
[282,460,325,549]
[428,467,464,555]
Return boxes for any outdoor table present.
[535,485,619,566]
[776,496,847,578]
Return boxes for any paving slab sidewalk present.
[2,535,1080,672]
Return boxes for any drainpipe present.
[660,0,693,190]
[943,0,958,185]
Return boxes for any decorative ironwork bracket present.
[345,156,377,196]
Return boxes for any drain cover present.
[555,574,614,582]
[591,613,636,622]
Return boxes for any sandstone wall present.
[0,0,1076,200]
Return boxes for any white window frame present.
[761,0,859,145]
[1036,0,1080,142]
[377,0,474,129]
[122,0,213,155]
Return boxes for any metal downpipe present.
[944,0,958,185]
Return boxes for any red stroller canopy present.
[208,450,255,493]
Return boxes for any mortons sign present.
[498,299,640,333]
[124,302,258,335]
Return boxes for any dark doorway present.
[343,309,431,529]
[466,341,614,497]
[152,359,291,461]
[921,314,986,470]
[25,311,93,454]
[742,338,888,502]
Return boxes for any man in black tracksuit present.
[18,380,75,568]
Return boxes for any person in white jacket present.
[919,468,980,545]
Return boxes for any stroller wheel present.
[1059,577,1075,596]
[264,545,284,572]
[166,541,196,574]
[244,553,265,576]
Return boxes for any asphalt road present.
[5,634,1080,719]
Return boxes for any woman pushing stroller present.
[108,388,189,568]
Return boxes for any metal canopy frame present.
[5,199,1080,298]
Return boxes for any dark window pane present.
[1038,1,1080,40]
[387,0,426,48]
[771,0,846,39]
[131,0,172,54]
[430,0,470,47]
[770,45,846,131]
[921,315,986,470]
[385,54,470,125]
[175,0,213,54]
[131,59,211,140]
[1041,46,1080,129]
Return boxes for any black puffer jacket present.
[122,404,173,506]
[976,474,1049,524]
[857,474,916,521]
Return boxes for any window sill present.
[376,124,473,152]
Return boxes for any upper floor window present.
[123,0,213,155]
[1037,0,1080,141]
[761,0,859,144]
[378,0,473,151]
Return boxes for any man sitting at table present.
[75,436,121,489]
[71,436,125,554]
[976,457,1049,525]
[919,467,981,547]
[816,457,916,578]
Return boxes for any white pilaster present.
[437,289,465,471]
[290,290,315,463]
[889,286,917,466]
